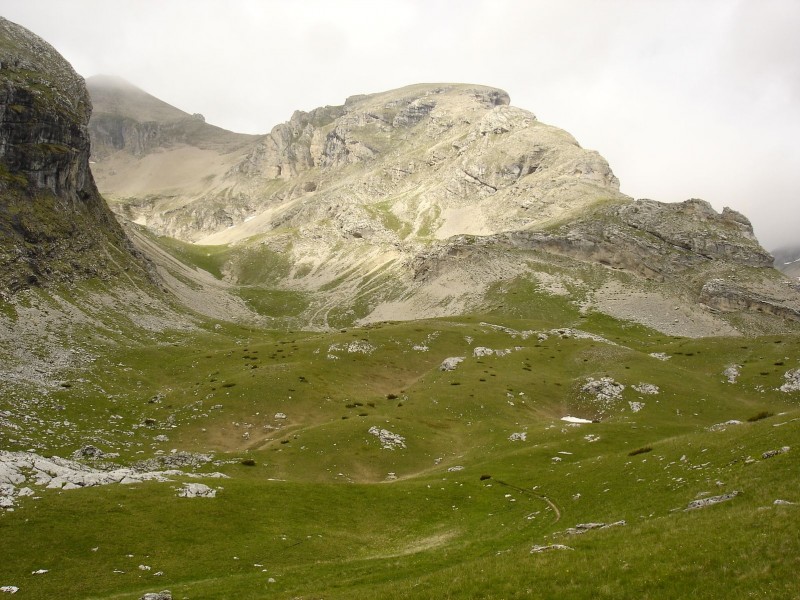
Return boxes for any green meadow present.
[2,292,799,599]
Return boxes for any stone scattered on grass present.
[530,544,573,553]
[649,352,671,361]
[707,420,743,432]
[508,432,527,442]
[779,369,800,393]
[724,365,741,384]
[762,446,790,460]
[685,490,741,511]
[773,499,795,506]
[176,483,217,498]
[0,587,19,594]
[439,357,464,371]
[581,377,625,405]
[563,520,626,535]
[368,426,406,450]
[140,591,171,600]
[632,383,660,395]
[628,401,644,413]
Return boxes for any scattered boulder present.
[0,586,19,594]
[632,383,659,395]
[779,369,800,393]
[762,446,790,460]
[707,420,743,432]
[176,483,216,498]
[531,544,573,553]
[649,353,671,361]
[140,592,172,600]
[685,490,741,511]
[71,445,105,460]
[563,520,626,535]
[368,426,406,450]
[774,499,795,506]
[508,432,527,442]
[439,357,465,371]
[724,365,741,384]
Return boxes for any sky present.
[3,0,798,250]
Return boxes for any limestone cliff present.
[0,17,143,293]
[86,79,799,334]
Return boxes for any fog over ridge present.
[3,0,797,250]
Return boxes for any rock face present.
[86,77,800,334]
[0,18,142,293]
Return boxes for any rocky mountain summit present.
[87,79,799,335]
[0,17,144,293]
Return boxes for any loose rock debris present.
[531,544,573,553]
[685,490,741,511]
[368,426,406,449]
[0,450,227,510]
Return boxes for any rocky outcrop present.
[83,75,799,333]
[699,279,800,321]
[0,18,144,293]
[87,75,257,159]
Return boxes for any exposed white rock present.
[508,432,527,442]
[762,446,790,459]
[707,420,743,432]
[774,499,795,506]
[0,586,19,594]
[328,341,376,355]
[779,369,800,393]
[685,491,740,510]
[628,401,644,413]
[0,450,227,510]
[581,377,625,404]
[649,352,671,361]
[579,377,625,416]
[439,357,464,371]
[368,426,406,450]
[632,383,659,395]
[176,483,217,498]
[724,365,741,384]
[140,591,172,600]
[563,520,626,535]
[531,544,573,553]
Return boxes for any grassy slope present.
[1,287,799,599]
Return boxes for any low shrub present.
[747,411,774,422]
[628,446,652,456]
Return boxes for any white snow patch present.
[561,416,593,424]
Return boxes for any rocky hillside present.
[87,80,799,335]
[0,17,145,294]
[86,74,260,232]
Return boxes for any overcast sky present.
[3,0,798,250]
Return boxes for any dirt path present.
[496,479,562,523]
